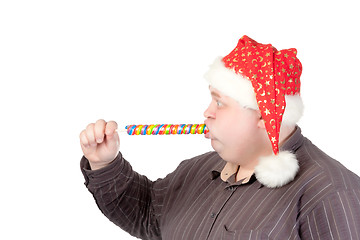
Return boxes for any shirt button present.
[210,212,216,218]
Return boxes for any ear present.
[256,112,266,129]
[257,119,266,129]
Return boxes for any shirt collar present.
[210,126,304,185]
[211,160,226,180]
[211,160,248,183]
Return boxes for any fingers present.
[84,122,97,147]
[94,119,106,143]
[105,121,118,139]
[79,120,118,148]
[79,129,90,148]
[80,120,120,165]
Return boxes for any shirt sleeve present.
[80,152,163,240]
[300,190,360,239]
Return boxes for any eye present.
[216,100,223,107]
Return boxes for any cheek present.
[216,116,243,142]
[222,114,258,143]
[224,125,244,145]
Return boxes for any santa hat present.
[204,35,303,188]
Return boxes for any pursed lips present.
[204,121,213,139]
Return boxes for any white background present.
[1,0,359,239]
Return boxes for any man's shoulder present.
[284,138,360,218]
[179,151,222,170]
[193,151,221,163]
[297,138,360,192]
[159,151,223,189]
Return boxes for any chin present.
[210,139,221,151]
[211,143,229,160]
[210,139,236,161]
[213,145,243,164]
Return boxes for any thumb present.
[103,120,120,151]
[105,130,120,150]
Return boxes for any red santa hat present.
[204,35,303,188]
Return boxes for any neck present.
[234,125,296,183]
[234,155,260,182]
[279,125,296,148]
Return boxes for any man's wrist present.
[89,161,111,171]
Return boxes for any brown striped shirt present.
[81,127,360,239]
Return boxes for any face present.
[204,87,270,165]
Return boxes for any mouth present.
[205,132,210,139]
[204,120,212,139]
[204,125,213,139]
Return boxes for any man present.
[80,35,360,239]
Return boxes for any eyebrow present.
[210,91,221,98]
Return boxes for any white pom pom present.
[255,151,299,188]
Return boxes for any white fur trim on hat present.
[204,57,258,109]
[254,151,299,188]
[282,95,304,125]
[204,57,304,125]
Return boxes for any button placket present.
[206,185,238,238]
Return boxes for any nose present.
[204,101,216,119]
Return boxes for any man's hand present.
[79,119,120,170]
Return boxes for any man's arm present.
[81,153,162,239]
[79,119,162,239]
